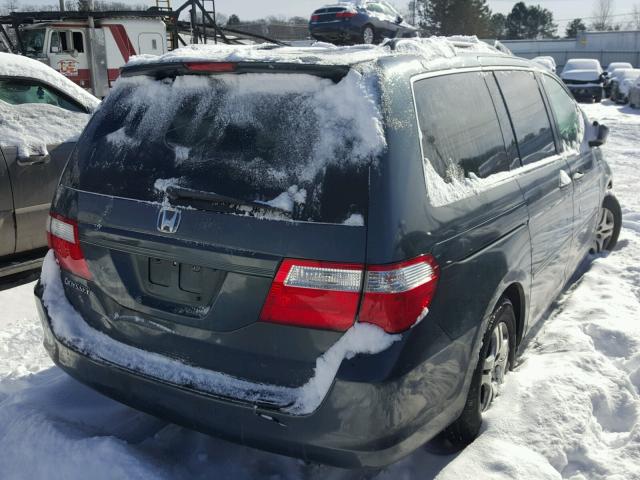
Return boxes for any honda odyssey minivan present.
[35,39,621,468]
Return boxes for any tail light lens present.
[336,10,357,19]
[310,14,320,21]
[259,255,439,333]
[360,256,439,333]
[259,259,363,331]
[46,213,92,280]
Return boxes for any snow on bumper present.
[37,251,399,415]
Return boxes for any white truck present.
[2,11,168,97]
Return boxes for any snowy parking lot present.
[0,101,639,480]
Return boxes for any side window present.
[51,31,70,52]
[495,71,556,165]
[0,79,84,113]
[72,32,84,53]
[414,71,511,183]
[542,75,584,150]
[366,3,384,13]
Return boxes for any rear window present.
[66,72,385,224]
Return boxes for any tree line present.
[409,0,640,39]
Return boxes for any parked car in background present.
[531,55,556,73]
[35,39,621,469]
[610,68,640,104]
[629,77,640,108]
[605,68,632,99]
[0,52,98,277]
[561,58,604,102]
[604,63,633,97]
[309,1,417,44]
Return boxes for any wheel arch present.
[500,283,526,346]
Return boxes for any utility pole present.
[59,0,65,11]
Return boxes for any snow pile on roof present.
[39,250,399,415]
[0,53,99,110]
[0,102,91,157]
[126,35,506,68]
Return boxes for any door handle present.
[559,170,572,189]
[17,154,49,167]
[572,171,585,181]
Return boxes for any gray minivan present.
[35,40,621,468]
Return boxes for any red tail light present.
[184,62,237,72]
[311,14,320,21]
[336,10,357,19]
[46,213,92,280]
[359,256,439,333]
[259,255,439,333]
[259,259,363,331]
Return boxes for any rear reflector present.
[46,213,92,280]
[184,62,237,72]
[259,255,439,333]
[336,10,357,18]
[360,256,439,333]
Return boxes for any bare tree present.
[2,0,19,15]
[629,4,640,30]
[592,0,615,31]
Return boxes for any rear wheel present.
[361,25,375,44]
[592,194,622,253]
[441,298,516,448]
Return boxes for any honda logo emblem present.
[157,207,181,234]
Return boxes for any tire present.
[361,25,375,45]
[593,194,622,253]
[441,298,517,448]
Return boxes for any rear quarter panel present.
[364,57,532,423]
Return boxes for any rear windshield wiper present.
[166,186,292,217]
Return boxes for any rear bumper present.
[566,84,602,99]
[34,281,468,468]
[309,23,360,41]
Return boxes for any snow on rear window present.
[70,71,384,224]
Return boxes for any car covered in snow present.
[531,55,556,73]
[561,58,605,102]
[35,38,621,468]
[610,68,640,104]
[628,77,640,108]
[0,52,98,277]
[309,1,418,45]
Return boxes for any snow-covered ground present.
[0,101,639,479]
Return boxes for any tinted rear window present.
[414,71,511,183]
[495,71,556,165]
[66,72,385,224]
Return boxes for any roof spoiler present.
[120,61,351,83]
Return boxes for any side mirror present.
[589,121,609,148]
[396,15,403,23]
[599,72,607,83]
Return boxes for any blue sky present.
[15,0,640,32]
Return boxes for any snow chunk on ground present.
[0,52,99,110]
[40,251,399,415]
[0,102,91,157]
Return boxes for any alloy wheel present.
[479,321,510,412]
[363,27,374,44]
[593,207,616,253]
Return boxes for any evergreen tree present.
[565,18,587,38]
[418,0,492,37]
[505,2,557,39]
[227,14,241,26]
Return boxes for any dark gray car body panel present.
[36,50,611,467]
